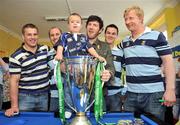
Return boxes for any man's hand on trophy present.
[60,61,66,73]
[101,70,111,82]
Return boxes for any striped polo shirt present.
[108,46,124,96]
[9,44,50,94]
[121,27,172,93]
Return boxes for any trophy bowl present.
[64,56,97,125]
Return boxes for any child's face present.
[68,15,82,33]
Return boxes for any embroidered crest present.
[126,42,130,47]
[22,55,27,60]
[141,40,146,45]
[113,56,117,61]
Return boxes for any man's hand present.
[101,70,111,82]
[162,89,176,107]
[5,107,19,117]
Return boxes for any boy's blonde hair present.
[67,13,82,24]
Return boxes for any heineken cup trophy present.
[64,56,97,125]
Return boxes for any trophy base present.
[70,112,91,125]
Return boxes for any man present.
[173,58,180,123]
[48,27,62,112]
[104,24,127,111]
[5,23,50,116]
[0,57,8,109]
[49,27,62,46]
[121,6,176,120]
[86,15,115,110]
[2,57,11,110]
[48,27,72,119]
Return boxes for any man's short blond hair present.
[124,6,144,19]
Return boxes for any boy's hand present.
[55,54,63,61]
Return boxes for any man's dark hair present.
[105,24,119,35]
[22,23,39,35]
[86,15,104,30]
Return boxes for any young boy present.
[55,13,106,62]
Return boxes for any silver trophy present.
[64,56,97,125]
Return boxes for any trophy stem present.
[70,112,91,125]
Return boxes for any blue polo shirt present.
[121,27,172,93]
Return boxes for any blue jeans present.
[19,93,48,111]
[173,98,180,119]
[106,92,122,111]
[49,91,73,112]
[49,95,74,113]
[49,97,59,112]
[124,91,165,121]
[64,83,74,113]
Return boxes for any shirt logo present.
[141,40,146,45]
[125,42,130,47]
[80,37,86,43]
[22,55,27,60]
[76,42,81,46]
[113,56,117,61]
[67,38,73,42]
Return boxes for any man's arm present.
[100,47,115,83]
[55,46,64,60]
[0,58,8,72]
[161,54,176,106]
[103,45,115,82]
[5,74,20,117]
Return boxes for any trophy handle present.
[85,99,95,112]
[64,99,77,112]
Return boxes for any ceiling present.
[0,0,178,41]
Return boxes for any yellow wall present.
[148,3,180,38]
[0,29,22,57]
[0,28,53,57]
[39,41,52,47]
[175,3,180,23]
